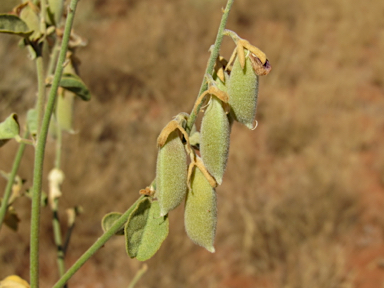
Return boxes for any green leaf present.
[101,212,125,236]
[0,114,20,147]
[59,73,91,101]
[26,109,38,136]
[125,198,169,261]
[0,14,33,37]
[19,2,41,41]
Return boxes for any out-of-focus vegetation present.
[1,0,384,287]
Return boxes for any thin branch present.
[186,0,235,132]
[0,131,28,231]
[30,0,81,286]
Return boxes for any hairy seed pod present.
[156,130,188,216]
[200,97,230,185]
[184,167,217,253]
[184,166,217,253]
[227,49,259,129]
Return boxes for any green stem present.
[55,124,62,169]
[30,0,80,287]
[127,264,148,288]
[52,199,66,286]
[0,131,29,232]
[186,0,234,132]
[35,55,46,135]
[52,127,66,284]
[52,196,144,288]
[62,219,75,255]
[48,40,61,77]
[14,135,34,146]
[39,0,47,36]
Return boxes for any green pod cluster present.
[184,166,217,253]
[200,97,230,185]
[156,130,188,216]
[227,49,259,129]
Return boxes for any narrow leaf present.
[59,73,91,101]
[101,212,125,236]
[125,198,169,261]
[0,114,20,147]
[0,14,33,37]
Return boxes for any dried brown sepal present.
[236,42,246,70]
[239,39,267,65]
[249,53,272,76]
[214,56,228,83]
[157,116,190,149]
[139,186,155,197]
[192,85,229,116]
[224,29,269,71]
[188,156,217,189]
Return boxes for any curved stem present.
[52,196,144,288]
[30,0,80,287]
[186,0,235,132]
[0,130,29,232]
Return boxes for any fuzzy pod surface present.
[227,50,259,129]
[200,97,230,185]
[156,130,188,216]
[184,166,217,253]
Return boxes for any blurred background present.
[1,0,384,287]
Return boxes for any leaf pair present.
[101,198,169,261]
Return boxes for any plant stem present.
[35,55,46,135]
[55,124,62,169]
[30,0,80,286]
[48,40,61,77]
[52,127,66,285]
[186,0,234,132]
[39,0,47,36]
[52,196,144,288]
[0,131,29,232]
[52,199,66,285]
[127,264,148,288]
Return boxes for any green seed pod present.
[156,130,188,216]
[227,49,259,129]
[184,166,217,253]
[200,97,230,185]
[56,88,75,133]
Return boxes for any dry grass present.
[1,0,384,287]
